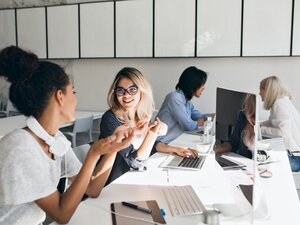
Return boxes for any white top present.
[0,129,82,224]
[261,96,300,151]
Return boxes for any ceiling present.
[0,0,119,9]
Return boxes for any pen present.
[121,201,152,214]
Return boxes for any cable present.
[87,202,165,225]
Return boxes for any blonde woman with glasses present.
[260,76,300,171]
[98,67,167,185]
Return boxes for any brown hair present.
[242,94,256,148]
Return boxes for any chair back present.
[69,115,93,147]
[73,144,90,163]
[6,99,21,116]
[73,115,94,133]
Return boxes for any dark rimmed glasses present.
[115,85,139,96]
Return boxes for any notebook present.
[159,140,215,170]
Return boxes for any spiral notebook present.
[111,200,166,225]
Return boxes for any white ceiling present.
[0,0,115,9]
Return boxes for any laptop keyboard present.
[178,156,204,168]
[163,185,206,216]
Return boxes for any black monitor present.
[215,87,247,144]
[214,87,269,222]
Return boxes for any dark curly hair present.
[175,66,207,101]
[0,46,70,118]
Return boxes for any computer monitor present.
[253,98,269,221]
[214,87,269,223]
[213,88,260,223]
[215,87,247,144]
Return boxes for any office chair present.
[72,143,90,163]
[91,117,101,139]
[63,115,94,147]
[6,99,22,116]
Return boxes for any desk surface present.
[0,111,104,139]
[51,134,300,225]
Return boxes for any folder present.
[111,200,166,225]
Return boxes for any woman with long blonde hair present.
[99,67,167,184]
[260,75,300,171]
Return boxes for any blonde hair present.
[242,94,256,148]
[260,76,292,110]
[107,67,155,122]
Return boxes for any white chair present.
[92,117,101,139]
[73,144,90,163]
[63,116,94,147]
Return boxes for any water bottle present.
[203,116,213,144]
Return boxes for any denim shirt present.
[156,90,209,144]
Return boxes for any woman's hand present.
[148,118,168,136]
[90,125,134,156]
[174,147,199,158]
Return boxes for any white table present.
[0,111,104,139]
[51,133,300,225]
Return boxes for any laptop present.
[184,127,203,135]
[159,140,215,170]
[215,154,246,169]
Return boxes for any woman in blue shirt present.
[154,66,212,157]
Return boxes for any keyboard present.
[163,185,206,216]
[178,156,204,168]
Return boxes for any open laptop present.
[159,140,215,170]
[215,154,246,169]
[184,127,203,135]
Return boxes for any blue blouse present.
[156,90,209,144]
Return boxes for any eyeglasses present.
[115,85,139,96]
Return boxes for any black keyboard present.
[178,156,203,168]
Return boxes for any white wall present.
[54,56,300,121]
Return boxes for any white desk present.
[0,111,104,139]
[51,134,300,225]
